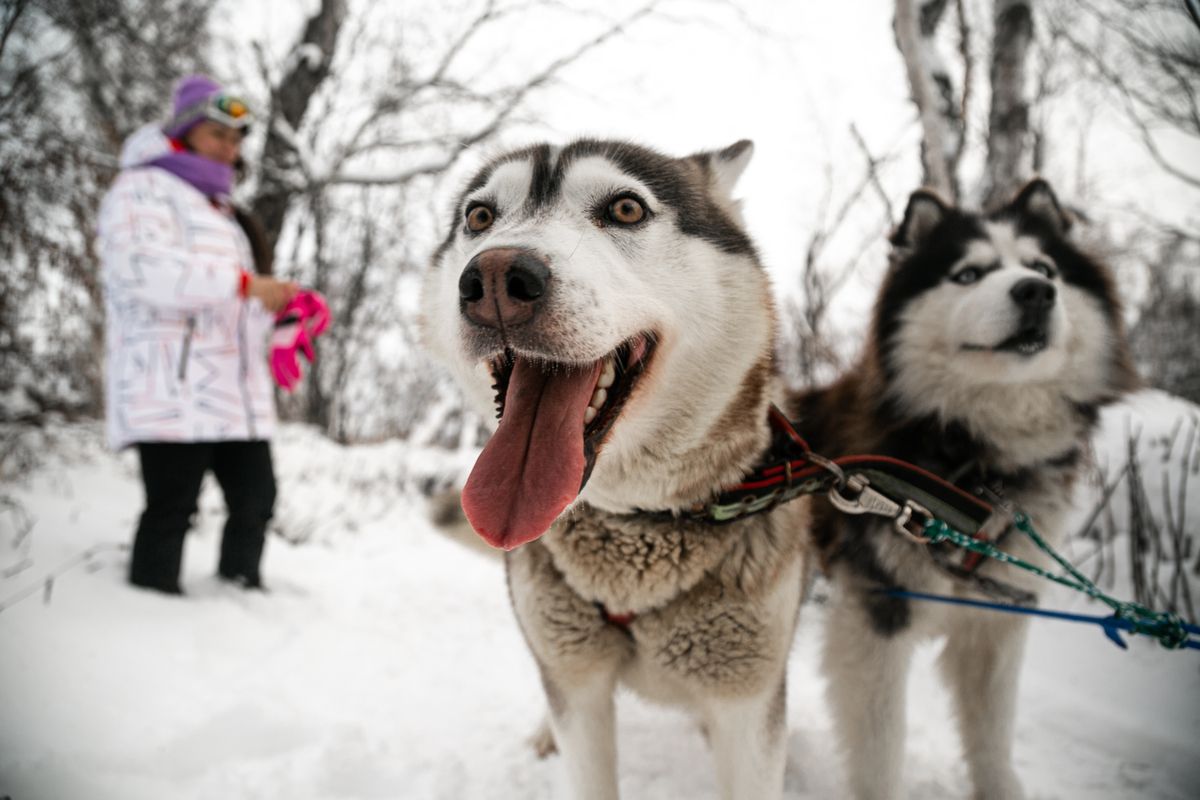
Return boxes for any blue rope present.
[880,588,1200,652]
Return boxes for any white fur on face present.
[888,222,1115,465]
[897,222,1069,386]
[420,146,772,511]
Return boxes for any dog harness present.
[598,406,1019,629]
[653,405,1005,544]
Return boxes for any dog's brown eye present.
[466,204,494,233]
[607,196,646,225]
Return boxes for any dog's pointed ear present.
[890,189,949,250]
[692,139,754,198]
[1009,178,1072,236]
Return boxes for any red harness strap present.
[691,405,1009,574]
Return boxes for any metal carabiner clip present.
[828,474,902,518]
[894,500,934,543]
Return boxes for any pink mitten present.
[270,291,332,391]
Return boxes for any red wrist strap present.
[238,270,251,298]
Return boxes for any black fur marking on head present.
[874,210,986,379]
[432,145,549,266]
[523,144,556,214]
[1007,178,1072,237]
[890,189,952,250]
[433,139,758,266]
[557,139,758,257]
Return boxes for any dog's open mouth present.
[996,327,1047,356]
[964,326,1048,357]
[461,334,657,550]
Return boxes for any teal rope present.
[922,514,1197,651]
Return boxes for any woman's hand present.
[247,275,299,313]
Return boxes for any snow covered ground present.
[1,391,1198,800]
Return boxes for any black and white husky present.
[421,140,809,800]
[791,180,1138,800]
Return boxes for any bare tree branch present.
[0,0,29,62]
[322,1,659,188]
[850,123,897,224]
[1047,0,1200,190]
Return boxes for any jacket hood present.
[120,124,173,169]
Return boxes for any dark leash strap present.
[665,405,1009,561]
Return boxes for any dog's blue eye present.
[952,268,982,285]
[1029,260,1055,278]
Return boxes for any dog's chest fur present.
[506,500,807,697]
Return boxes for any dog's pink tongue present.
[462,358,601,550]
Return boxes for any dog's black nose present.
[1010,278,1056,312]
[459,248,550,328]
[458,269,485,303]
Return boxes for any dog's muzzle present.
[459,248,550,329]
[1010,277,1055,326]
[993,277,1056,355]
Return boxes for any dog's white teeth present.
[597,358,615,389]
[586,357,621,428]
[584,380,610,428]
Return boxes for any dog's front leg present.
[543,669,620,800]
[940,611,1029,800]
[823,586,916,800]
[704,675,789,800]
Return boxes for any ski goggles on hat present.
[175,93,253,131]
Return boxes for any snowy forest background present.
[4,0,1198,439]
[1,1,1199,798]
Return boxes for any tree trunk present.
[250,0,347,254]
[981,0,1034,209]
[894,0,961,201]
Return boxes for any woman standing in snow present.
[98,75,296,595]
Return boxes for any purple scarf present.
[148,150,233,199]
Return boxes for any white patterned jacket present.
[98,124,276,450]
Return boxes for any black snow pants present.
[128,440,276,593]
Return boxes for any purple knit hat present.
[163,74,250,139]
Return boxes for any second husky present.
[792,180,1137,800]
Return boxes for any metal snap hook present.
[828,475,902,519]
[895,501,933,543]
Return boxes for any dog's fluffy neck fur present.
[881,364,1094,476]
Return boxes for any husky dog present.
[791,180,1138,800]
[421,139,808,800]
